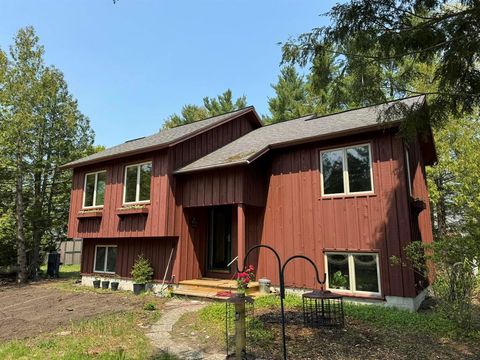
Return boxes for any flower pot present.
[101,280,110,289]
[93,280,101,289]
[133,283,145,295]
[111,282,119,291]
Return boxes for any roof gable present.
[175,96,426,174]
[61,107,261,169]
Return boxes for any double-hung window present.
[123,162,152,204]
[83,171,106,208]
[325,252,381,296]
[94,245,117,273]
[320,144,373,196]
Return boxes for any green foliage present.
[331,270,348,288]
[130,255,153,284]
[426,114,480,237]
[0,27,96,276]
[264,66,311,124]
[143,302,156,311]
[0,311,154,359]
[281,1,480,131]
[403,236,479,328]
[163,89,247,128]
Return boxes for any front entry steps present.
[172,278,260,300]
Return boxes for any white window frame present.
[324,252,382,296]
[93,245,117,274]
[82,170,107,208]
[405,147,413,196]
[320,143,374,197]
[123,161,152,205]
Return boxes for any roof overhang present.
[174,120,402,175]
[59,107,262,170]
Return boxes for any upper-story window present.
[123,162,152,204]
[320,144,373,196]
[83,171,106,208]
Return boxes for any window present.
[123,162,152,204]
[320,144,373,196]
[83,171,106,208]
[325,252,381,295]
[94,245,117,273]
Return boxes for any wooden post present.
[234,299,246,360]
[237,204,246,271]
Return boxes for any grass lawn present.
[0,265,174,360]
[173,294,480,359]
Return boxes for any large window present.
[325,252,381,295]
[123,162,152,204]
[94,245,117,273]
[83,171,106,208]
[320,144,373,196]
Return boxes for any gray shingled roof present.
[175,96,425,174]
[61,107,257,168]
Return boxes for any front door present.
[207,206,232,273]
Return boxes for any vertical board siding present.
[256,131,417,298]
[68,150,170,238]
[68,113,257,239]
[81,237,177,281]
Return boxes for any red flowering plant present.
[235,265,255,291]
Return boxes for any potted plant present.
[93,277,101,289]
[101,279,110,289]
[111,275,120,291]
[235,265,255,296]
[331,271,348,290]
[131,255,153,295]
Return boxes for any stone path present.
[147,298,225,360]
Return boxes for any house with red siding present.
[61,95,436,310]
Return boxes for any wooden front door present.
[207,206,232,273]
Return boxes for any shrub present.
[401,235,479,328]
[130,255,153,285]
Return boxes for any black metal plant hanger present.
[236,245,325,360]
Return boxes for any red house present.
[62,96,436,310]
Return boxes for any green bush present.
[402,235,479,328]
[130,255,153,284]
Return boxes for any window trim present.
[324,251,382,296]
[82,170,107,209]
[93,245,117,274]
[123,161,152,205]
[320,143,374,197]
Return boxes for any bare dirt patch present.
[0,281,145,341]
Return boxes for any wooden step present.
[178,278,259,291]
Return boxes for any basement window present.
[123,162,152,204]
[83,171,106,208]
[325,252,381,296]
[94,245,117,274]
[320,144,374,196]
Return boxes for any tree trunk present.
[31,172,42,280]
[15,156,28,283]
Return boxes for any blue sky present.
[0,0,336,147]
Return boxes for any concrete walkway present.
[147,298,225,360]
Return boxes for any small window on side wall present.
[83,171,106,208]
[124,162,152,204]
[325,252,381,295]
[94,245,117,273]
[320,144,373,196]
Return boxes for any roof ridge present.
[161,105,255,130]
[305,95,425,122]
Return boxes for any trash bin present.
[259,278,271,294]
[47,252,61,278]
